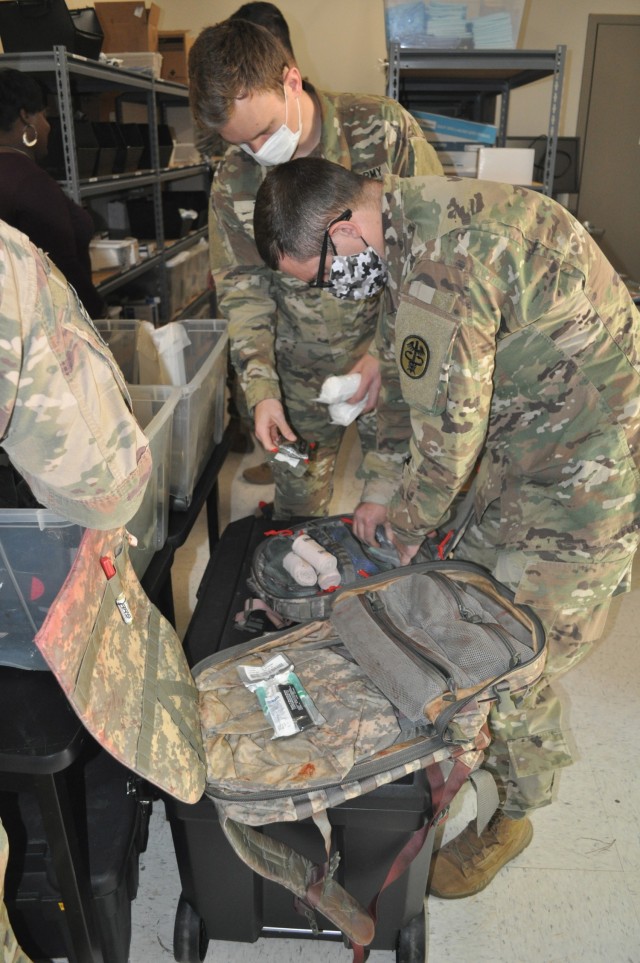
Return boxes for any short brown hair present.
[189,19,293,133]
[254,158,367,269]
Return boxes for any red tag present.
[30,577,45,601]
[437,530,454,560]
[100,556,117,579]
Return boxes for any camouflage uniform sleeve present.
[209,160,282,411]
[354,104,443,504]
[393,107,444,178]
[357,295,412,506]
[386,262,501,544]
[0,225,151,530]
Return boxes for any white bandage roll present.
[291,534,338,576]
[282,551,318,586]
[328,399,367,426]
[317,373,361,404]
[318,569,342,590]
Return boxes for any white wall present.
[71,0,640,134]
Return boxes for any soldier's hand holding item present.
[253,156,640,898]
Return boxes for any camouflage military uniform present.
[371,175,640,815]
[210,87,442,516]
[0,219,151,529]
[1,820,31,963]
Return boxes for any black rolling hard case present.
[167,515,546,963]
[169,516,434,963]
[0,743,151,963]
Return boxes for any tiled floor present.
[126,427,640,963]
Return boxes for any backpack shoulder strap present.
[217,813,375,948]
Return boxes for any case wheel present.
[173,895,209,962]
[396,910,426,963]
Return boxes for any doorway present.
[576,14,640,283]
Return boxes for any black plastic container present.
[45,116,100,180]
[0,745,151,963]
[138,122,174,170]
[165,772,430,959]
[168,515,431,962]
[92,121,120,177]
[115,122,145,174]
[0,0,102,58]
[127,190,208,240]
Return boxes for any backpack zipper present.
[205,734,442,804]
[429,572,521,668]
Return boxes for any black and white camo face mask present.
[324,245,388,300]
[309,210,387,301]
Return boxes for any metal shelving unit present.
[386,44,566,196]
[0,45,211,321]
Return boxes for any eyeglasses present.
[309,209,352,289]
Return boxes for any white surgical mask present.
[240,86,302,167]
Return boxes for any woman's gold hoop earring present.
[22,124,38,148]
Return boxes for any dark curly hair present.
[0,69,46,132]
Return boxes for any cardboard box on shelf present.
[95,2,160,52]
[158,30,193,85]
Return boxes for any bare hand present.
[347,354,381,412]
[254,399,297,451]
[394,537,422,566]
[353,501,388,545]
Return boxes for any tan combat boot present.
[428,811,533,899]
[242,461,274,485]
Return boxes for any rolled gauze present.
[317,374,362,404]
[317,373,368,426]
[282,551,318,586]
[291,534,338,576]
[318,569,342,590]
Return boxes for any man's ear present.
[283,65,303,96]
[328,220,361,241]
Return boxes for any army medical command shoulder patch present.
[400,335,429,379]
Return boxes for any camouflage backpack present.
[33,530,545,959]
[195,559,547,959]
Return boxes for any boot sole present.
[428,819,533,899]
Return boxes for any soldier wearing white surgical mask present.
[238,83,302,167]
[189,15,443,522]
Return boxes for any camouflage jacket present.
[0,220,151,529]
[209,87,443,415]
[370,175,640,561]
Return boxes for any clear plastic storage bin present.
[0,510,84,670]
[127,387,179,576]
[96,318,229,510]
[384,0,526,50]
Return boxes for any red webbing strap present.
[365,755,473,928]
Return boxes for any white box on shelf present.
[90,238,140,272]
[109,52,163,78]
[477,146,535,184]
